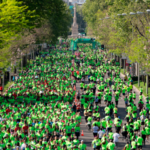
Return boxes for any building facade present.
[63,0,69,5]
[69,0,86,5]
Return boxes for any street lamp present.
[117,14,122,16]
[130,12,136,39]
[122,13,127,16]
[121,13,127,72]
[147,9,150,94]
[130,12,136,15]
[137,11,143,15]
[147,9,150,13]
[137,11,144,87]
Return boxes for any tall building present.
[71,4,78,37]
[63,0,86,36]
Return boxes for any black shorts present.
[122,131,127,137]
[67,133,71,137]
[76,109,80,112]
[142,135,146,140]
[126,117,129,122]
[85,116,88,122]
[95,102,99,105]
[116,126,121,132]
[107,127,112,132]
[93,133,97,137]
[75,132,80,137]
[141,121,144,125]
[96,145,101,149]
[137,145,142,149]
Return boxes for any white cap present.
[81,140,83,142]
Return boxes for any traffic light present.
[101,44,104,50]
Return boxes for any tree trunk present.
[2,73,4,91]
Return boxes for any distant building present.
[71,4,78,37]
[63,0,86,36]
[69,0,86,5]
[63,0,69,5]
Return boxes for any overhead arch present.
[70,38,97,51]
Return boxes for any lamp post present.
[2,72,4,91]
[121,13,127,73]
[19,51,23,73]
[146,9,150,94]
[137,11,144,87]
[122,13,127,16]
[117,14,122,16]
[9,67,11,82]
[0,69,4,91]
[130,12,136,39]
[146,9,150,22]
[130,12,139,86]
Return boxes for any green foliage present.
[133,81,150,97]
[82,0,150,73]
[0,0,72,70]
[4,81,14,92]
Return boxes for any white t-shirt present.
[93,126,99,133]
[35,75,38,79]
[113,133,120,142]
[21,143,26,149]
[39,91,43,94]
[98,130,105,138]
[0,117,4,122]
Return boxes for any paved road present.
[75,72,150,150]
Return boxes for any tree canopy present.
[0,0,72,70]
[82,0,150,73]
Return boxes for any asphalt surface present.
[75,69,150,150]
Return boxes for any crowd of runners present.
[75,45,150,150]
[0,41,149,150]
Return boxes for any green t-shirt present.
[78,144,86,150]
[131,141,137,149]
[125,144,131,150]
[107,142,115,150]
[137,137,143,146]
[108,132,114,139]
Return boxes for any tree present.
[0,0,72,69]
[82,0,150,72]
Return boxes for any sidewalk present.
[120,73,146,101]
